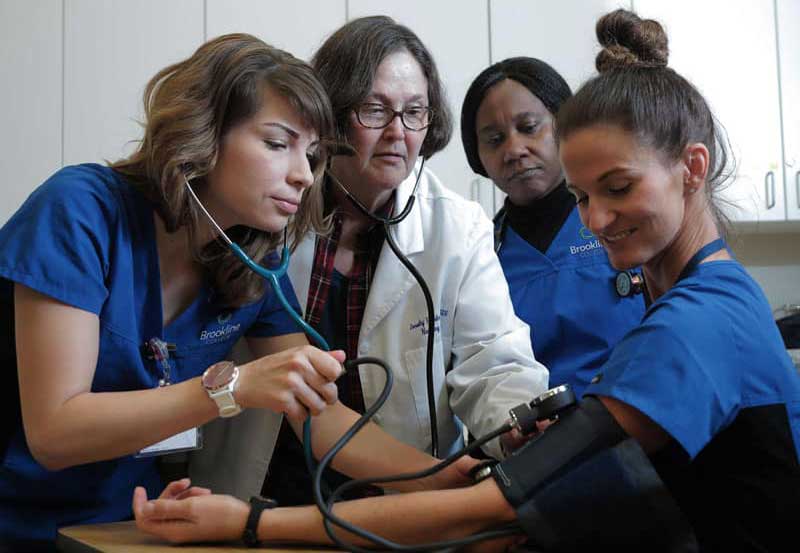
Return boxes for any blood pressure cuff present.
[492,398,697,552]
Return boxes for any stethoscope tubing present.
[326,158,441,457]
[185,179,326,477]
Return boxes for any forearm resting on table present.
[260,478,517,546]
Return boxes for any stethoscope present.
[614,238,728,302]
[615,270,646,298]
[184,178,330,477]
[325,156,443,458]
[184,174,576,552]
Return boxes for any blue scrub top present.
[497,208,644,398]
[586,260,800,547]
[0,164,303,544]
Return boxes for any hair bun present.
[595,9,668,72]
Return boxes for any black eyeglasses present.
[355,103,434,131]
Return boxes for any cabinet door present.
[490,0,631,92]
[635,0,785,223]
[348,0,492,214]
[206,0,346,62]
[777,0,800,220]
[0,0,62,225]
[64,0,203,166]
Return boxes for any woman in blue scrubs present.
[133,10,800,551]
[0,34,349,550]
[1,34,484,550]
[461,58,645,400]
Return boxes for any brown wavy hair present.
[112,33,334,307]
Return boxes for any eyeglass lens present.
[357,103,431,130]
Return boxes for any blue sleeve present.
[0,166,116,314]
[245,270,305,338]
[585,292,741,459]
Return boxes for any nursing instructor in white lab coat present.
[261,15,548,505]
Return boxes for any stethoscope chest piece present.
[615,270,644,298]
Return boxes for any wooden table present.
[57,521,336,553]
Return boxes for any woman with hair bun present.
[135,10,800,551]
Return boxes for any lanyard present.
[676,238,726,282]
[144,337,175,386]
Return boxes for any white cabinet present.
[1,0,796,227]
[635,0,785,224]
[0,0,62,225]
[349,0,492,214]
[206,0,346,62]
[63,0,203,166]
[777,0,800,221]
[490,0,631,92]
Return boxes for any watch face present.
[204,361,235,389]
[615,272,631,297]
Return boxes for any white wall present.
[1,0,798,310]
[730,232,800,312]
[1,0,62,222]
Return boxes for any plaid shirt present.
[305,193,395,413]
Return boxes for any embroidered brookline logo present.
[218,312,233,324]
[570,227,602,255]
[200,313,240,342]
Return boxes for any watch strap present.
[210,385,242,417]
[243,495,277,547]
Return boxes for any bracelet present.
[242,495,277,547]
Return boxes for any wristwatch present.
[201,360,242,418]
[243,495,277,547]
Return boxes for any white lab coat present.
[288,167,548,458]
[187,166,548,499]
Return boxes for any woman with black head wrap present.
[460,57,645,411]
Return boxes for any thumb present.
[132,486,149,517]
[329,349,347,363]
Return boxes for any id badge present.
[135,427,203,458]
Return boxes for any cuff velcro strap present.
[514,439,696,551]
[242,495,277,547]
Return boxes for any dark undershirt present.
[319,269,348,359]
[497,181,575,253]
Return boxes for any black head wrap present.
[461,57,572,177]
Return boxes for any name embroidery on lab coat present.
[409,309,449,336]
